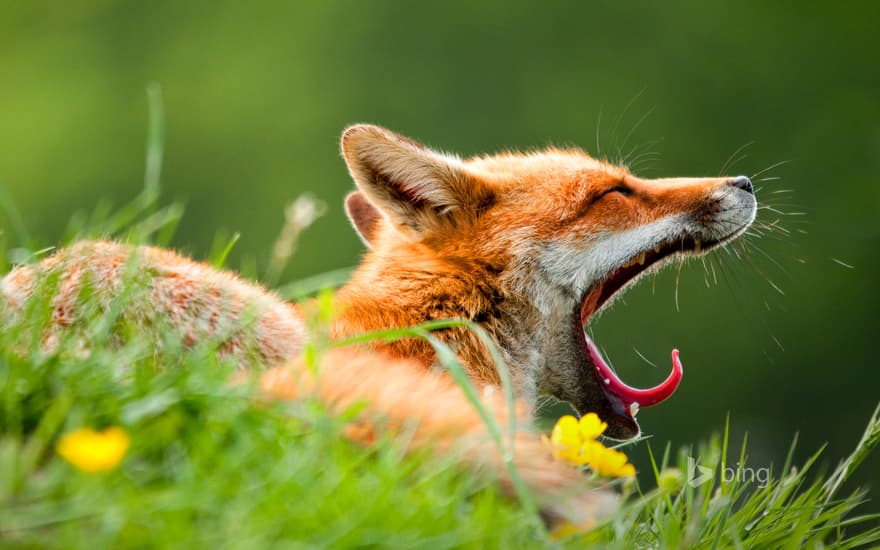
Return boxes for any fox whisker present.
[608,88,647,160]
[718,141,755,176]
[616,105,657,164]
[750,159,792,180]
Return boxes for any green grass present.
[1,95,879,548]
[0,307,540,548]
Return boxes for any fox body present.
[0,124,756,523]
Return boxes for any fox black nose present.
[730,175,754,195]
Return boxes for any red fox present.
[0,124,756,525]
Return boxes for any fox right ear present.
[340,124,492,239]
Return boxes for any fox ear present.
[340,124,493,237]
[344,191,381,247]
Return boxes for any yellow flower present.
[544,413,635,478]
[577,413,607,440]
[580,440,636,478]
[549,415,583,463]
[57,427,130,473]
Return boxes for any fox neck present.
[331,242,544,399]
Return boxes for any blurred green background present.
[2,2,878,494]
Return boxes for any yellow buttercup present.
[544,413,635,478]
[57,427,130,473]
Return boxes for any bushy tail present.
[259,348,619,526]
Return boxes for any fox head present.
[338,124,757,439]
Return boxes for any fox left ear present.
[344,191,381,248]
[340,124,493,238]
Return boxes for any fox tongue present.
[583,334,684,413]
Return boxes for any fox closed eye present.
[573,183,634,219]
[592,185,633,205]
[601,184,632,198]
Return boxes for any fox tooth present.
[654,245,662,253]
[694,239,702,253]
[623,252,647,268]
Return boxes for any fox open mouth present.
[578,236,720,439]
